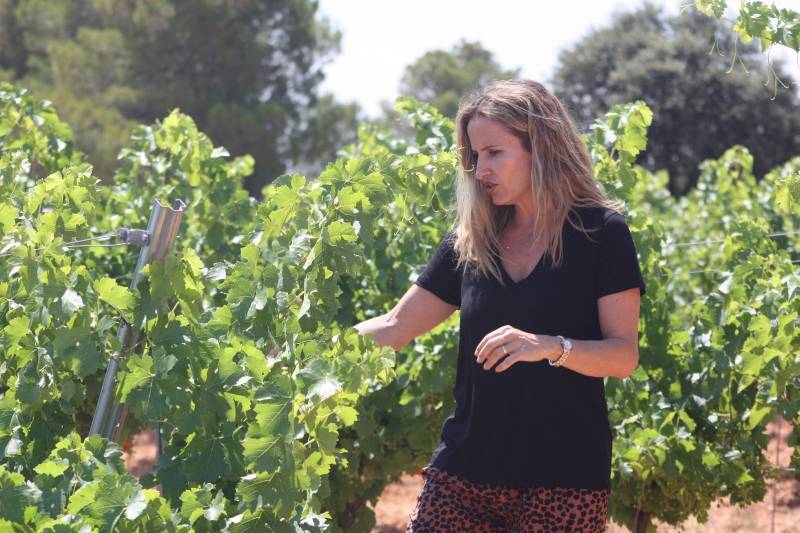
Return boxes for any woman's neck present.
[509,202,538,229]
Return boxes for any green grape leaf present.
[33,459,69,478]
[60,288,84,317]
[117,353,155,400]
[0,203,17,233]
[93,277,135,311]
[0,466,42,523]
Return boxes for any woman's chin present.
[484,189,510,205]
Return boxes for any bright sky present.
[318,0,800,117]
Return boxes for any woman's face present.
[467,116,532,207]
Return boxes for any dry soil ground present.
[124,416,798,532]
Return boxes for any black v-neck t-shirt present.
[413,206,646,490]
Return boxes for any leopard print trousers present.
[406,466,609,532]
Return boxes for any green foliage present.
[693,0,728,18]
[588,103,800,530]
[686,0,800,52]
[1,80,799,532]
[0,84,84,173]
[288,93,361,180]
[0,0,356,194]
[0,81,451,531]
[0,433,186,531]
[397,39,520,119]
[552,2,800,195]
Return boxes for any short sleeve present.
[414,232,462,307]
[594,212,646,299]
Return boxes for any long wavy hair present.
[450,79,624,286]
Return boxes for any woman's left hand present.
[474,326,561,372]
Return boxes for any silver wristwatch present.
[548,335,573,367]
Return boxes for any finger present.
[477,333,513,363]
[475,332,495,361]
[495,352,521,372]
[476,331,516,363]
[482,340,516,370]
[476,325,513,355]
[474,326,505,358]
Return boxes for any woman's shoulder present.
[567,206,624,230]
[565,206,631,249]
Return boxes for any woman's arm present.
[557,286,641,378]
[474,287,641,379]
[354,285,458,351]
[353,313,396,348]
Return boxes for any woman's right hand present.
[353,314,399,350]
[352,285,458,351]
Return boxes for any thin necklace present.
[502,229,540,250]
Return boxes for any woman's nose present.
[475,161,490,181]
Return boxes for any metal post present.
[89,198,187,441]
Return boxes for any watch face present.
[564,339,573,350]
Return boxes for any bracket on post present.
[116,228,151,246]
[89,199,187,446]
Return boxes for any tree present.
[369,39,519,142]
[397,39,520,119]
[550,2,800,195]
[288,93,360,178]
[0,0,26,80]
[0,0,358,195]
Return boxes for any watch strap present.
[548,335,572,367]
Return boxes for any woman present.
[355,79,646,532]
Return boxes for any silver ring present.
[502,344,508,356]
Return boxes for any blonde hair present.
[450,79,624,286]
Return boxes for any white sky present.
[317,0,800,117]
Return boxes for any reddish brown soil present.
[124,416,799,532]
[123,427,158,478]
[368,416,799,533]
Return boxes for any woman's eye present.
[488,149,500,156]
